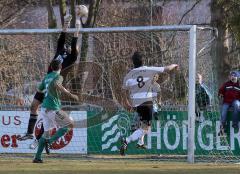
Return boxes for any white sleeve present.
[122,75,129,89]
[146,66,164,73]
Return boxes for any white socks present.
[126,128,144,144]
[137,134,145,145]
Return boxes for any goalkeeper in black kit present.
[18,13,82,146]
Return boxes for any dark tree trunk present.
[46,0,57,29]
[58,0,66,27]
[210,0,229,86]
[80,0,102,61]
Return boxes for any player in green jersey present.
[33,58,79,163]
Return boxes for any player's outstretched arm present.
[54,79,79,101]
[70,19,81,56]
[164,64,179,72]
[54,15,72,56]
[61,19,80,68]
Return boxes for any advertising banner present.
[87,111,240,155]
[0,111,87,154]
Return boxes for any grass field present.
[0,159,240,174]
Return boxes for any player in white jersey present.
[130,74,161,133]
[120,51,178,155]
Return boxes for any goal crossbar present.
[0,25,193,35]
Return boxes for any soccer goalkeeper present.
[18,13,81,142]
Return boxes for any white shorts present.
[40,108,73,131]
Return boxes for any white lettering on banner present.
[0,111,87,154]
[147,121,161,149]
[216,121,229,150]
[163,120,180,150]
[146,117,240,151]
[182,120,188,150]
[198,121,213,150]
[230,122,240,150]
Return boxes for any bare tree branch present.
[165,0,202,52]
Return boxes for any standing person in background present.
[195,73,212,123]
[218,71,240,136]
[120,51,179,155]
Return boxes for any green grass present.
[0,159,240,174]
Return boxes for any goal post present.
[188,25,197,164]
[1,25,232,163]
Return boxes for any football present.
[76,5,88,17]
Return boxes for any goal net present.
[0,26,238,163]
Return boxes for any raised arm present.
[55,32,66,56]
[70,19,80,59]
[55,15,72,56]
[163,64,179,72]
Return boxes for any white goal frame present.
[0,25,197,163]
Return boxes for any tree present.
[211,0,240,85]
[46,0,57,28]
[79,0,102,61]
[216,0,240,44]
[59,0,67,27]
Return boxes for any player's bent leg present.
[18,92,44,141]
[36,123,45,140]
[30,123,45,150]
[120,127,145,155]
[33,108,53,162]
[136,122,150,149]
[33,137,49,162]
[47,110,74,144]
[18,104,39,141]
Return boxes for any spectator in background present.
[195,73,212,122]
[218,71,240,136]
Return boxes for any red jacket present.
[218,81,240,104]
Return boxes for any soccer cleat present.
[17,133,34,141]
[120,138,128,156]
[45,139,50,155]
[136,143,147,149]
[32,158,43,163]
[29,139,38,150]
